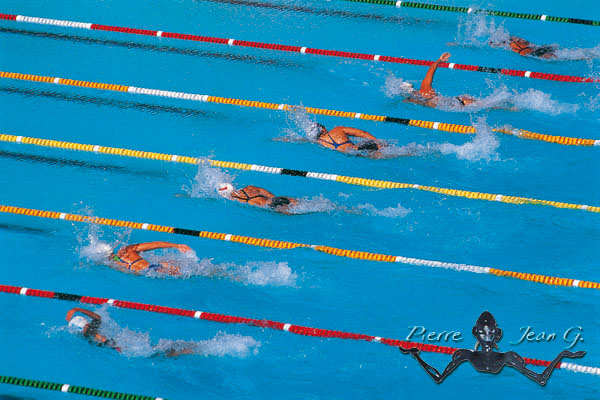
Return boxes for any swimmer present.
[491,36,556,59]
[403,52,476,108]
[313,124,387,158]
[110,241,192,275]
[66,307,195,357]
[216,183,298,214]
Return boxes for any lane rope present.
[2,284,598,376]
[0,375,165,400]
[0,204,598,289]
[1,133,598,214]
[0,71,597,147]
[0,12,597,83]
[342,0,600,26]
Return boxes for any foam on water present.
[434,118,500,162]
[356,203,411,218]
[93,309,260,358]
[288,194,337,214]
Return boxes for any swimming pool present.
[0,0,598,398]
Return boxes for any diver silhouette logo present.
[399,311,585,385]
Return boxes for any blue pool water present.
[0,0,598,398]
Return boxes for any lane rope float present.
[2,284,599,376]
[1,133,598,214]
[0,71,597,147]
[0,12,597,83]
[342,0,600,26]
[0,204,598,290]
[0,375,166,400]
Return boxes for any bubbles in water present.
[187,161,234,199]
[356,203,411,218]
[434,118,499,161]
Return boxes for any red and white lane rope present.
[2,284,598,376]
[0,12,596,83]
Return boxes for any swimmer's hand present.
[439,52,451,62]
[399,347,421,355]
[176,244,192,253]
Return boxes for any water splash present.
[456,14,510,48]
[435,86,579,115]
[93,309,260,358]
[554,45,600,61]
[187,161,234,199]
[383,73,417,98]
[279,105,320,142]
[288,194,337,214]
[434,118,499,161]
[356,203,411,218]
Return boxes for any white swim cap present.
[68,315,89,333]
[400,81,415,92]
[216,183,234,198]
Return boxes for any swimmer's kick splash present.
[399,311,585,385]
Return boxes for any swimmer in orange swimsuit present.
[404,52,477,108]
[314,124,386,158]
[507,36,556,59]
[216,184,298,213]
[110,241,192,275]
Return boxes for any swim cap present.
[216,183,234,198]
[399,82,415,92]
[68,315,89,333]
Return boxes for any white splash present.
[457,14,510,48]
[281,105,320,142]
[93,310,260,358]
[383,73,417,98]
[187,161,234,199]
[443,86,579,115]
[434,118,499,161]
[356,203,411,218]
[288,194,337,214]
[554,45,600,61]
[148,254,299,287]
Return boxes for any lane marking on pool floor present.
[0,13,597,83]
[1,133,597,214]
[0,71,596,147]
[342,0,600,27]
[2,284,598,377]
[0,374,166,400]
[0,204,598,290]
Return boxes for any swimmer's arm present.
[341,127,377,140]
[129,241,191,253]
[419,52,450,95]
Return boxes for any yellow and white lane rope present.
[0,204,597,289]
[0,71,597,147]
[1,133,598,214]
